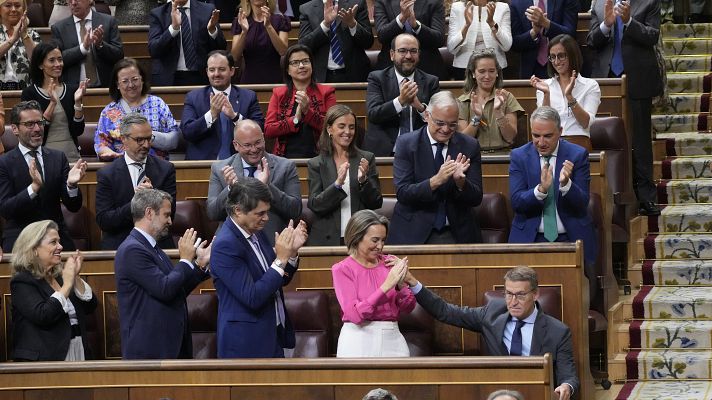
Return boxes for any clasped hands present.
[430,153,470,190]
[177,228,214,271]
[335,158,369,187]
[274,220,309,263]
[221,157,271,185]
[323,0,358,29]
[538,159,573,194]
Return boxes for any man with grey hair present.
[387,90,483,245]
[115,188,211,359]
[95,112,177,250]
[362,388,398,400]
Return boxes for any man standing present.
[115,189,211,359]
[181,51,264,160]
[51,0,124,87]
[95,113,177,250]
[210,178,308,358]
[387,91,483,245]
[148,0,226,86]
[363,33,439,157]
[0,100,87,252]
[587,0,662,216]
[298,0,373,83]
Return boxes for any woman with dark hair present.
[457,49,522,152]
[0,0,39,90]
[307,105,382,246]
[264,44,337,158]
[530,34,600,151]
[21,41,86,162]
[94,58,179,161]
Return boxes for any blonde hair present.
[10,220,62,279]
[239,0,275,18]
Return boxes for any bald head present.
[232,119,266,165]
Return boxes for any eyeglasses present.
[395,48,419,55]
[17,120,48,128]
[234,138,265,151]
[288,58,311,67]
[548,53,568,62]
[431,118,458,131]
[504,290,535,302]
[127,134,155,145]
[119,76,142,87]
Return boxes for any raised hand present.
[47,78,59,104]
[525,5,548,28]
[177,228,198,261]
[28,156,43,193]
[564,70,577,98]
[171,1,181,30]
[324,0,338,26]
[464,2,474,26]
[67,159,87,187]
[559,160,573,186]
[399,0,414,21]
[195,236,215,271]
[209,92,223,119]
[291,220,309,252]
[295,90,310,116]
[493,88,506,111]
[136,176,153,190]
[431,157,457,189]
[453,153,471,183]
[486,1,496,27]
[398,80,418,106]
[382,256,408,292]
[335,161,349,186]
[260,6,271,27]
[614,0,631,24]
[221,165,238,186]
[237,8,249,32]
[257,156,270,184]
[357,157,369,183]
[539,160,553,193]
[275,220,296,261]
[74,79,88,104]
[208,9,221,32]
[530,75,549,93]
[91,24,104,46]
[338,4,359,28]
[470,92,484,117]
[603,0,615,27]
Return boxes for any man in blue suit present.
[387,91,483,245]
[210,178,308,358]
[508,106,597,297]
[510,0,578,78]
[148,0,226,86]
[181,50,264,160]
[115,189,211,359]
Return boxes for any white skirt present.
[336,321,410,357]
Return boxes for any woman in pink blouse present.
[332,210,415,357]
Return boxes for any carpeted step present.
[629,319,712,349]
[653,114,705,134]
[658,179,712,204]
[660,157,712,179]
[655,132,712,156]
[616,380,712,400]
[648,204,712,233]
[663,38,712,55]
[653,93,709,114]
[644,233,712,259]
[640,260,712,285]
[662,22,712,39]
[632,285,712,319]
[665,73,712,93]
[665,56,712,73]
[626,349,712,379]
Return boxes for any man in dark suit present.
[148,0,226,86]
[406,266,578,400]
[298,0,373,83]
[510,0,578,78]
[206,119,302,246]
[210,178,308,358]
[374,0,447,80]
[115,189,210,359]
[587,0,662,216]
[181,50,264,160]
[50,0,124,88]
[0,101,87,252]
[95,113,177,250]
[387,91,483,245]
[508,106,598,298]
[363,33,439,157]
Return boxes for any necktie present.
[179,7,198,70]
[536,0,548,66]
[509,319,526,356]
[399,78,412,135]
[433,142,446,230]
[542,155,558,242]
[79,19,98,83]
[278,0,287,14]
[132,162,146,186]
[245,166,257,177]
[29,150,44,180]
[329,1,345,67]
[404,20,414,33]
[249,235,287,326]
[154,244,172,271]
[610,16,624,76]
[218,93,233,159]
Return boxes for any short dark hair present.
[547,34,582,77]
[463,50,503,94]
[226,178,272,216]
[109,58,150,102]
[130,189,173,222]
[207,50,235,69]
[10,100,41,125]
[504,266,539,291]
[29,41,62,86]
[282,44,316,90]
[318,104,358,157]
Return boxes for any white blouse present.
[535,75,601,137]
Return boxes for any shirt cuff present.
[74,278,93,300]
[599,21,612,36]
[392,98,404,113]
[320,21,330,34]
[412,20,422,34]
[534,185,547,201]
[169,24,179,37]
[51,291,71,313]
[349,24,357,36]
[410,281,423,294]
[27,185,38,199]
[79,43,88,55]
[288,256,298,266]
[67,185,79,197]
[559,178,572,195]
[209,27,219,38]
[396,14,405,29]
[204,111,214,128]
[180,258,195,269]
[270,263,285,276]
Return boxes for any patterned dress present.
[0,25,41,89]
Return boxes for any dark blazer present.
[210,220,297,358]
[115,229,208,359]
[10,271,97,361]
[387,126,483,244]
[50,12,124,87]
[415,286,579,393]
[586,0,662,99]
[510,0,578,78]
[95,155,177,250]
[306,149,383,245]
[508,140,597,265]
[180,85,264,160]
[0,147,83,252]
[21,84,85,150]
[148,1,228,86]
[374,0,447,80]
[363,66,439,157]
[298,0,373,83]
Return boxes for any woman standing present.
[307,105,382,246]
[0,0,39,90]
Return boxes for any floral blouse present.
[0,25,41,88]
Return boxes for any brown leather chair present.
[93,1,112,15]
[375,197,396,220]
[61,204,92,250]
[187,292,218,359]
[27,3,45,27]
[473,192,510,243]
[398,303,434,356]
[366,50,379,71]
[171,200,207,245]
[438,47,453,80]
[78,123,98,161]
[284,290,330,357]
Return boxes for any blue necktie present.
[510,319,526,356]
[611,17,624,76]
[433,142,446,230]
[329,1,345,67]
[404,20,413,33]
[179,7,198,70]
[249,235,286,326]
[245,166,257,177]
[217,113,233,159]
[399,78,412,135]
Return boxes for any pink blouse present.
[332,256,416,324]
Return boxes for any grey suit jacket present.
[586,0,662,99]
[415,286,580,394]
[206,152,302,245]
[306,149,383,245]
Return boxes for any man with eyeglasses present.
[386,91,482,245]
[404,265,578,400]
[364,33,439,157]
[95,113,178,250]
[0,100,87,252]
[206,119,302,246]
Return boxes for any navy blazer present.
[387,126,483,244]
[95,155,177,250]
[0,147,83,252]
[508,140,597,265]
[180,85,265,160]
[510,0,579,78]
[148,1,227,86]
[210,219,297,358]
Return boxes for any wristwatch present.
[293,115,300,125]
[272,259,284,269]
[567,98,578,108]
[232,114,241,123]
[471,115,481,126]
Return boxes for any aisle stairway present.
[614,22,712,399]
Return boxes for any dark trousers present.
[628,96,656,203]
[425,227,456,244]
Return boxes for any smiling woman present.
[0,0,40,90]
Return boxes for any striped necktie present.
[329,0,345,67]
[179,7,198,70]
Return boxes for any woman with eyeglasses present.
[94,58,179,161]
[21,41,86,163]
[447,0,512,80]
[457,50,522,152]
[264,44,336,158]
[230,0,290,84]
[530,34,601,151]
[0,0,39,90]
[307,105,382,246]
